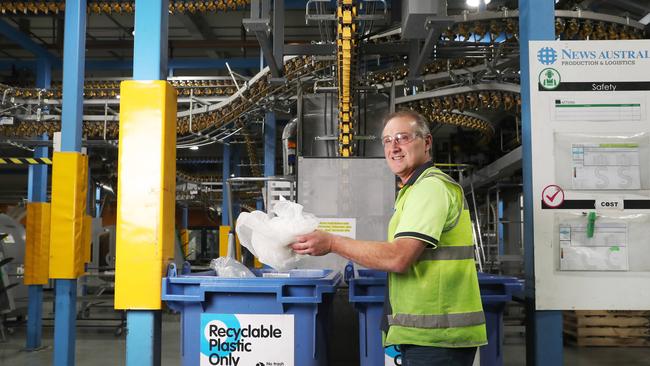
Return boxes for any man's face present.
[382,116,432,182]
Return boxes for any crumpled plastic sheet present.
[235,197,318,270]
[209,256,255,278]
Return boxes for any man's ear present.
[424,134,432,153]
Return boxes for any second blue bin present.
[347,267,523,366]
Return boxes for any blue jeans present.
[401,345,477,366]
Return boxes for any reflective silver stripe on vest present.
[387,311,485,329]
[419,245,475,261]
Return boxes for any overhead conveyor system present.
[0,0,251,15]
[0,8,644,147]
[0,8,643,148]
[0,4,646,213]
[0,56,329,140]
[0,4,646,201]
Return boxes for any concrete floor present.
[2,315,650,365]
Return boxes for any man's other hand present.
[291,230,335,256]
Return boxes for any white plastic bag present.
[209,256,255,278]
[236,197,318,270]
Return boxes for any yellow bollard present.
[114,81,177,310]
[49,152,88,279]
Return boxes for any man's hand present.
[291,230,336,256]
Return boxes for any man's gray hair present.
[382,110,431,137]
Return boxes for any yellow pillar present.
[24,202,51,285]
[114,81,177,310]
[49,152,88,279]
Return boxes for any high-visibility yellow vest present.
[384,167,487,348]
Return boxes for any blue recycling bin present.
[347,268,394,365]
[163,264,341,366]
[477,272,524,366]
[347,266,523,366]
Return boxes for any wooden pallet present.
[564,311,650,347]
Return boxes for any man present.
[291,110,487,365]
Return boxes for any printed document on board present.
[571,143,641,190]
[559,223,628,271]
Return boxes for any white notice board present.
[530,40,650,310]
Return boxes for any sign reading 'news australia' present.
[200,314,294,366]
[535,41,650,92]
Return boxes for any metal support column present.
[26,285,44,350]
[26,135,48,351]
[126,312,161,366]
[264,112,276,177]
[53,280,77,365]
[26,55,50,351]
[36,59,51,89]
[132,0,168,81]
[296,84,303,156]
[244,0,284,79]
[123,1,169,366]
[497,197,505,257]
[59,1,86,153]
[231,146,241,219]
[222,143,231,227]
[272,0,284,70]
[518,1,562,365]
[181,207,189,231]
[258,111,276,211]
[53,1,86,364]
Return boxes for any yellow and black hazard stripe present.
[0,157,52,165]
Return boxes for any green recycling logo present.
[539,68,561,90]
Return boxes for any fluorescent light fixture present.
[640,13,650,25]
[466,0,491,7]
[189,146,199,150]
[100,184,114,194]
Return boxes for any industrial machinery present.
[0,1,647,359]
[0,213,26,341]
[0,214,26,313]
[0,0,646,280]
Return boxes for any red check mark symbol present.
[545,189,561,202]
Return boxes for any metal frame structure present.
[122,1,170,365]
[519,1,563,365]
[243,0,285,80]
[25,132,48,351]
[52,1,87,365]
